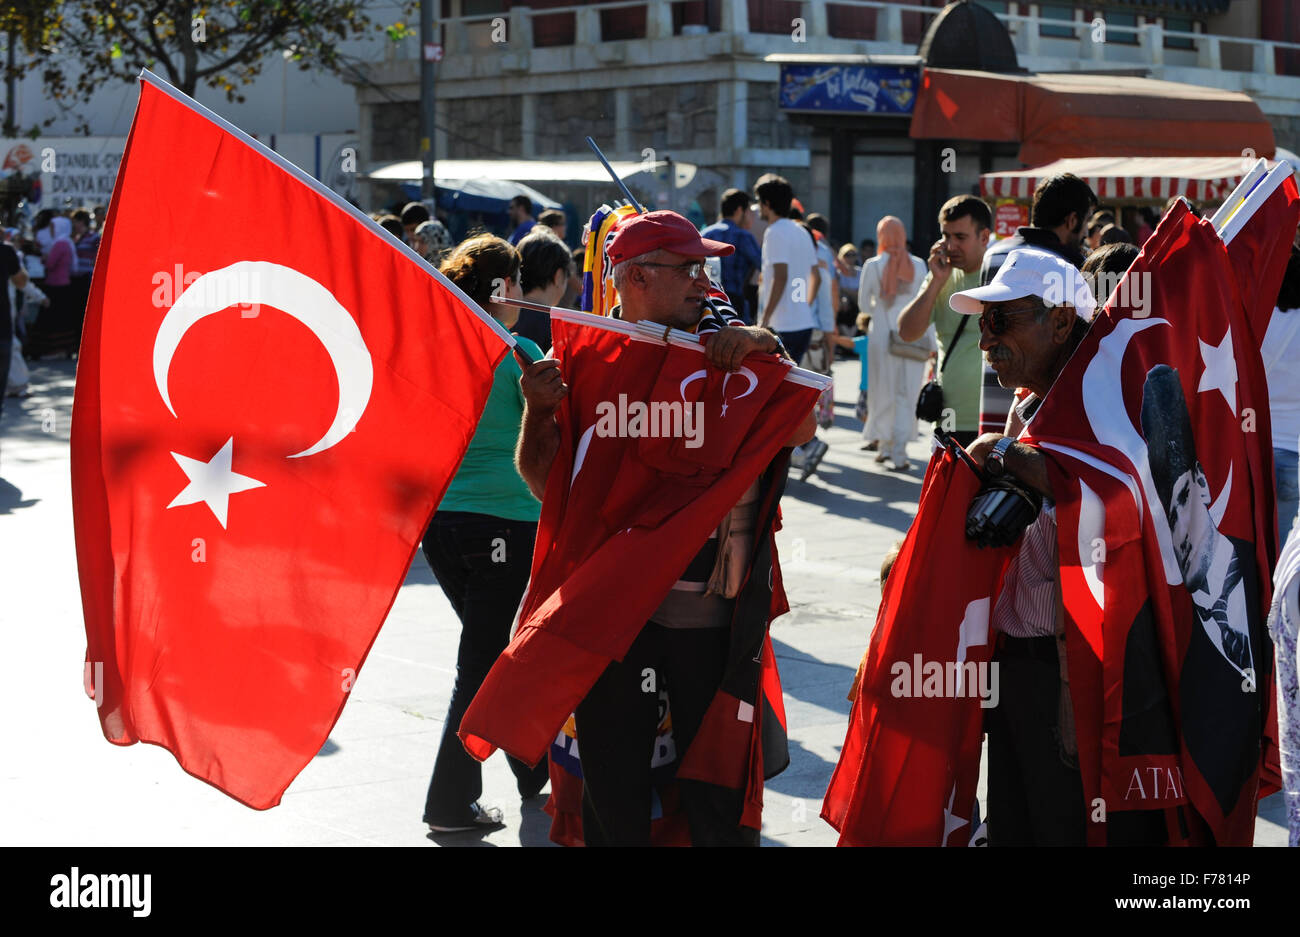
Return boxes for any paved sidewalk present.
[1,356,1287,846]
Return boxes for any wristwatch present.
[985,437,1014,477]
[761,327,790,360]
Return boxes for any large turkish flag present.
[71,72,510,808]
[458,310,823,771]
[822,447,1014,846]
[1023,173,1299,844]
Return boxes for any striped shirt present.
[991,506,1059,638]
[609,285,745,336]
[991,391,1060,638]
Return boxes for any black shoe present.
[426,802,505,833]
[800,439,830,481]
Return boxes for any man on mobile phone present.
[896,195,992,447]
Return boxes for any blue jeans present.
[1277,447,1299,546]
[420,511,548,823]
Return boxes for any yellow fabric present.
[584,204,638,317]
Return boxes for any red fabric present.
[541,660,781,847]
[70,78,507,809]
[822,448,1015,846]
[911,68,1276,166]
[1022,187,1298,845]
[459,315,819,769]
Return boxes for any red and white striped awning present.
[980,156,1280,203]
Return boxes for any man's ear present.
[1053,305,1076,343]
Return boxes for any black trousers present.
[985,636,1087,846]
[419,511,548,824]
[574,622,758,846]
[986,635,1173,846]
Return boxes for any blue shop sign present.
[779,63,919,115]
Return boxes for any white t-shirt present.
[760,217,816,332]
[1262,306,1300,451]
[811,239,837,332]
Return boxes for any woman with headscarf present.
[411,218,453,266]
[858,216,933,471]
[28,215,80,358]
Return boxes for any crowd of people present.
[393,168,1300,847]
[10,163,1299,847]
[0,206,105,415]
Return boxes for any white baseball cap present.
[950,248,1096,321]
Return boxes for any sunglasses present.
[978,300,1045,336]
[635,260,705,279]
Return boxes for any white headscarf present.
[41,216,75,259]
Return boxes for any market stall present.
[979,155,1295,236]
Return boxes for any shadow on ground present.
[0,476,39,513]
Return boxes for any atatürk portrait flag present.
[1023,163,1299,845]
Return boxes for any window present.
[1163,16,1196,50]
[462,0,507,15]
[1105,11,1140,45]
[852,154,913,250]
[1038,4,1076,40]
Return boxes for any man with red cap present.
[516,210,816,845]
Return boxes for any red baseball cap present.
[606,210,735,264]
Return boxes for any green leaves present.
[385,20,414,42]
[28,0,378,103]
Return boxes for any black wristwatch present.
[761,327,790,360]
[985,436,1014,478]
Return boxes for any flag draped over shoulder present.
[824,166,1298,847]
[71,72,510,809]
[458,310,826,836]
[1021,173,1299,845]
[823,448,1015,845]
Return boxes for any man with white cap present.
[948,247,1102,846]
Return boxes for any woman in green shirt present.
[421,235,547,832]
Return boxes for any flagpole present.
[586,136,644,214]
[492,299,832,392]
[493,295,580,317]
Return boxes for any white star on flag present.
[167,437,266,529]
[1197,329,1237,415]
[954,597,990,696]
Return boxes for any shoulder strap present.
[939,313,970,374]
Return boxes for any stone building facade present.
[352,0,1300,241]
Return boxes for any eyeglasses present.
[978,300,1046,336]
[635,261,705,279]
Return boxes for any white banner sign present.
[1,137,128,207]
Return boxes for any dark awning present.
[909,67,1276,166]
